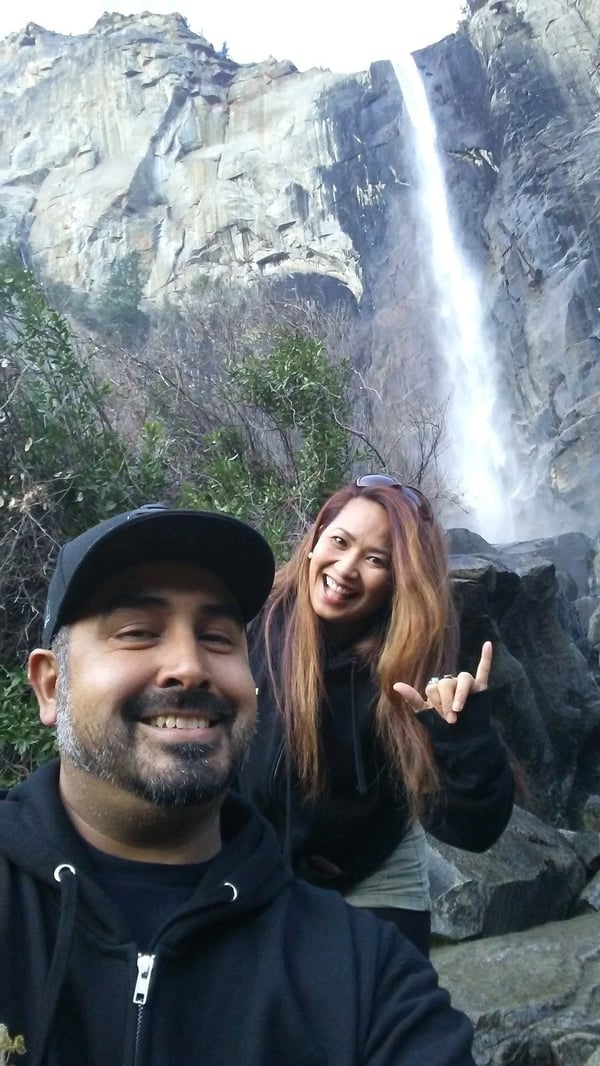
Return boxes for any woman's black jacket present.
[237,633,515,892]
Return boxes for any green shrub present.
[0,665,56,788]
[0,258,179,659]
[185,331,357,557]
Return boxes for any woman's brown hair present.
[260,483,458,815]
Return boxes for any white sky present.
[0,2,465,72]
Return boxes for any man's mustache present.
[124,688,237,724]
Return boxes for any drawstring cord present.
[25,862,239,1065]
[29,864,79,1066]
[350,661,368,795]
[283,746,293,869]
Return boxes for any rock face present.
[0,13,387,306]
[0,4,599,532]
[460,0,600,536]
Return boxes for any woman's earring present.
[308,551,313,559]
[255,687,259,696]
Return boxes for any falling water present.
[391,53,517,542]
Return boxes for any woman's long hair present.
[259,483,458,815]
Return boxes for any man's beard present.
[54,658,254,808]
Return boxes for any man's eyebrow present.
[101,593,244,626]
[101,593,168,614]
[200,602,244,627]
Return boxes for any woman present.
[238,475,514,955]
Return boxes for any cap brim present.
[47,510,274,641]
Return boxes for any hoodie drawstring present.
[350,662,368,795]
[29,864,79,1066]
[283,746,293,869]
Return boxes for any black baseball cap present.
[42,503,275,646]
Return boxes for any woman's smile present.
[323,574,355,599]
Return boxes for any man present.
[0,503,475,1065]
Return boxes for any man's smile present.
[146,714,215,730]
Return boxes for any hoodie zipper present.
[133,952,155,1065]
[134,952,155,1004]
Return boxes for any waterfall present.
[391,53,517,543]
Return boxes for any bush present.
[0,665,56,787]
[0,257,178,659]
[168,330,359,558]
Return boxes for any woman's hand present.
[393,641,493,724]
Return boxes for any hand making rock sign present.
[394,641,493,725]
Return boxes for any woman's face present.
[308,497,392,640]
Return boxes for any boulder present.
[432,914,600,1065]
[428,806,586,942]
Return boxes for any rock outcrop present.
[449,527,600,824]
[460,0,600,536]
[430,530,600,1059]
[0,13,374,305]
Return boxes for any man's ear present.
[28,649,60,727]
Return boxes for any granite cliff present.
[0,2,599,536]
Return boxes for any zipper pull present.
[133,953,155,1005]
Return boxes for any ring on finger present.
[427,676,440,686]
[442,674,455,679]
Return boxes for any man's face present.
[38,561,257,808]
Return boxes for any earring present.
[308,551,313,559]
[255,687,259,696]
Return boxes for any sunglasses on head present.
[355,474,434,523]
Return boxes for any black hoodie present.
[0,761,475,1066]
[238,634,515,890]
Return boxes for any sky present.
[0,1,465,72]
